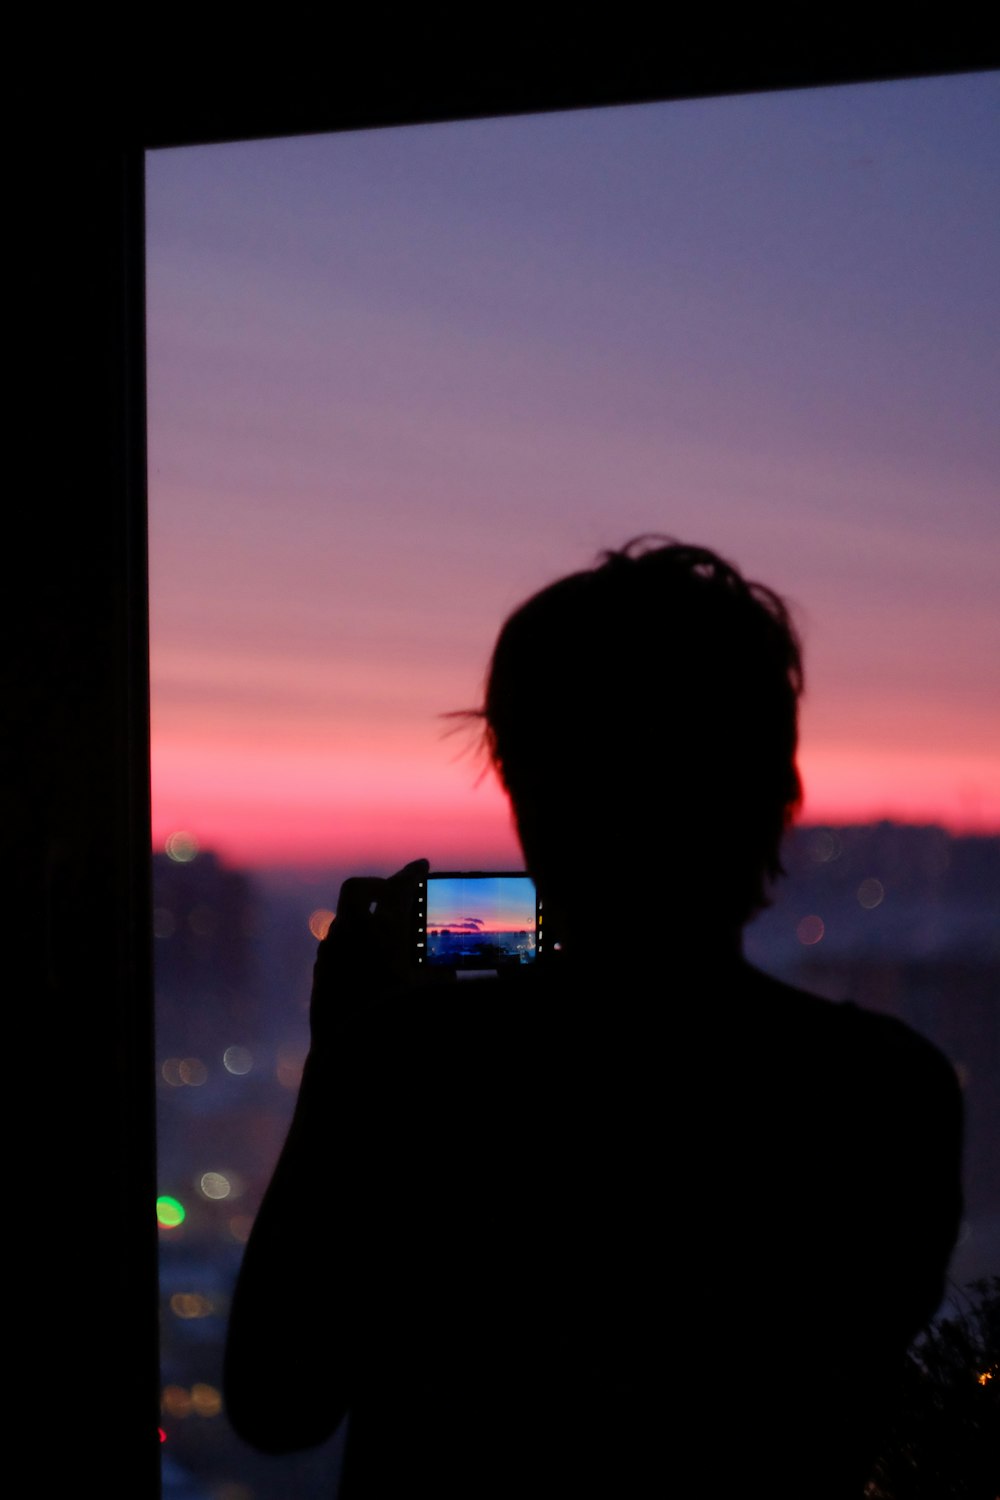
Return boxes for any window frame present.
[17,41,991,1497]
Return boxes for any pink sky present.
[426,877,536,934]
[147,76,1000,868]
[149,732,1000,870]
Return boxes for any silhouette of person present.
[224,538,963,1498]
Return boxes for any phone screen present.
[418,872,540,972]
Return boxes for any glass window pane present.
[146,73,1000,1497]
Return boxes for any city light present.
[157,1196,186,1229]
[808,829,842,863]
[228,1214,254,1243]
[162,1385,193,1418]
[170,1293,214,1319]
[857,878,885,910]
[199,1172,232,1201]
[190,1384,223,1418]
[163,1057,209,1086]
[161,1383,223,1418]
[165,831,199,863]
[276,1048,305,1090]
[796,914,825,946]
[309,908,335,940]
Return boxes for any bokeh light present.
[162,1385,192,1418]
[160,1383,223,1420]
[808,829,842,863]
[276,1047,305,1090]
[161,1058,184,1087]
[796,914,825,946]
[157,1195,186,1229]
[309,908,335,940]
[223,1045,253,1075]
[170,1292,214,1319]
[178,1057,207,1086]
[190,1384,223,1418]
[165,831,198,863]
[199,1171,232,1201]
[857,877,885,910]
[214,1484,253,1500]
[228,1213,254,1244]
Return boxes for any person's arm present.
[889,1021,965,1341]
[223,861,427,1453]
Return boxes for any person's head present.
[477,537,803,933]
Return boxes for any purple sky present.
[146,71,1000,869]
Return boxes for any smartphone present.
[416,871,547,975]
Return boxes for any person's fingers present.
[334,877,385,923]
[368,860,429,971]
[374,859,429,921]
[312,863,430,1041]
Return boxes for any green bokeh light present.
[157,1195,186,1229]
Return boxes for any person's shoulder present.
[748,965,960,1101]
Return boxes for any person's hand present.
[309,858,429,1050]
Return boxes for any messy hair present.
[467,537,804,923]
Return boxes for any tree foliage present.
[867,1278,999,1500]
